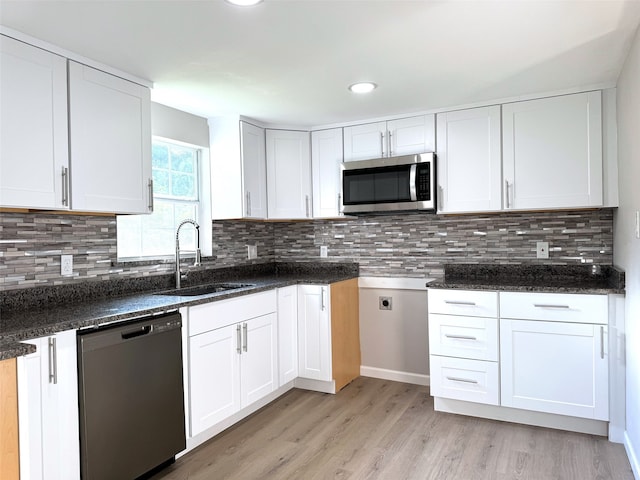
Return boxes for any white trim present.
[434,397,609,437]
[360,366,429,386]
[358,276,434,291]
[294,377,336,394]
[625,431,640,480]
[0,26,153,88]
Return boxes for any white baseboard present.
[360,366,429,386]
[625,431,640,480]
[294,377,336,394]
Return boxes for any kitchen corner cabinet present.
[17,329,80,480]
[185,291,277,437]
[209,119,267,219]
[343,114,435,161]
[0,35,69,211]
[68,61,152,214]
[436,106,502,213]
[266,129,312,219]
[311,128,343,217]
[277,286,299,385]
[0,358,20,480]
[502,91,603,210]
[298,279,360,391]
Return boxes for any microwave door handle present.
[409,164,418,201]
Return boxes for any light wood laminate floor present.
[152,377,633,480]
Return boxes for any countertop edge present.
[427,282,625,295]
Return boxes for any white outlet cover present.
[247,245,257,259]
[536,241,549,259]
[61,254,73,275]
[320,246,328,258]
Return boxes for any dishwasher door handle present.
[121,325,153,340]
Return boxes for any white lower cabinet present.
[185,291,277,437]
[277,286,298,385]
[297,284,332,382]
[17,329,80,480]
[429,289,610,425]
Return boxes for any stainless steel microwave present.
[341,153,436,213]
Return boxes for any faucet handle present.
[194,248,202,267]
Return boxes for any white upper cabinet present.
[343,114,435,161]
[242,121,268,218]
[209,118,267,219]
[502,91,603,210]
[311,128,343,218]
[266,129,312,219]
[68,61,152,214]
[0,35,69,210]
[436,106,502,213]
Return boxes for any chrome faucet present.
[175,219,201,289]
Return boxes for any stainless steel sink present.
[154,283,255,297]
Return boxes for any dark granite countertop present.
[428,264,625,295]
[0,262,359,360]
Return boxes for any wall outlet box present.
[61,254,73,275]
[536,241,549,259]
[320,246,328,258]
[379,296,392,310]
[247,245,258,260]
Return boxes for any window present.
[117,138,211,260]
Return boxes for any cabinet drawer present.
[500,292,607,325]
[189,290,277,336]
[429,314,498,361]
[430,356,499,405]
[428,289,498,317]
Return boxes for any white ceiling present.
[1,0,640,128]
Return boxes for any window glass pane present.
[153,169,170,195]
[170,146,195,173]
[171,173,195,197]
[152,144,169,169]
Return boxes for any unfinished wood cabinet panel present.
[0,358,19,480]
[331,278,361,391]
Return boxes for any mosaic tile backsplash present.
[0,209,613,291]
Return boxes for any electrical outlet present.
[320,246,328,258]
[536,241,549,259]
[247,245,258,260]
[61,254,73,275]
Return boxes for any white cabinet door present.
[502,91,603,210]
[500,319,609,420]
[298,285,332,381]
[343,122,386,161]
[241,121,268,218]
[0,35,69,210]
[436,106,502,213]
[266,129,311,218]
[240,313,277,406]
[277,286,298,385]
[188,325,241,436]
[311,128,343,217]
[68,61,151,214]
[387,114,435,157]
[17,330,80,480]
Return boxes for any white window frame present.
[116,136,212,262]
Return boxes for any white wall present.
[151,102,209,147]
[615,24,640,479]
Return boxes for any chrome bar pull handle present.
[305,195,310,218]
[236,324,242,354]
[337,194,342,214]
[388,131,393,157]
[321,287,326,311]
[243,323,248,352]
[505,180,511,208]
[534,304,570,309]
[446,376,478,385]
[61,167,69,206]
[600,326,605,359]
[48,337,58,385]
[444,300,477,306]
[444,334,478,341]
[148,178,154,212]
[380,132,385,157]
[438,185,444,211]
[409,164,417,201]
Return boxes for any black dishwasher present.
[77,311,186,480]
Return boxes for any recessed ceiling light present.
[349,82,377,94]
[225,0,263,6]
